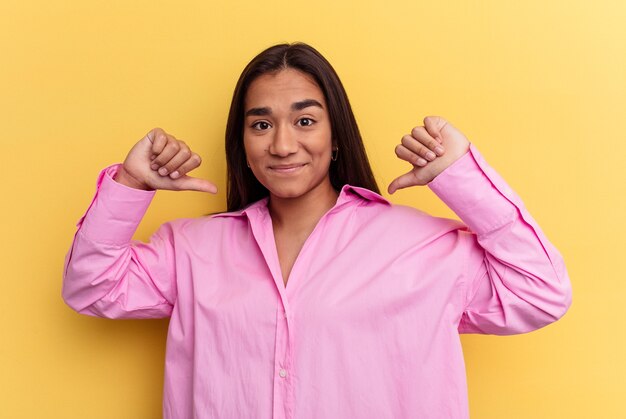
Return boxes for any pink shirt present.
[62,144,572,418]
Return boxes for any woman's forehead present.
[244,69,325,110]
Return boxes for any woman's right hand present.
[114,128,218,193]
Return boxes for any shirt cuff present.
[77,164,156,245]
[427,143,518,236]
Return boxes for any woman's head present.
[225,42,379,211]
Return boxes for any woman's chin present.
[268,186,306,200]
[262,174,333,202]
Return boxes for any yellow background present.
[1,0,624,417]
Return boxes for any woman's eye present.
[252,121,271,130]
[298,118,315,127]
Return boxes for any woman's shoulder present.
[167,211,246,231]
[342,184,467,235]
[150,214,246,251]
[169,197,268,234]
[383,203,466,233]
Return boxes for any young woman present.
[63,43,572,418]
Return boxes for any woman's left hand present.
[388,116,471,194]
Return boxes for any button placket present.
[272,306,294,418]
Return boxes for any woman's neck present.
[268,181,339,233]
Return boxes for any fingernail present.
[417,158,427,166]
[151,163,159,170]
[158,167,168,175]
[170,171,179,179]
[435,146,445,156]
[426,151,436,161]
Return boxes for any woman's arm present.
[429,145,571,334]
[62,164,177,319]
[390,117,572,334]
[62,128,217,319]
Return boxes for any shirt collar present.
[211,184,390,219]
[210,197,269,219]
[335,184,390,206]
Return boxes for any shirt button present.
[279,369,287,378]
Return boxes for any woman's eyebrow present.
[291,99,323,111]
[245,107,271,117]
[245,99,323,117]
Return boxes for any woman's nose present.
[269,124,298,156]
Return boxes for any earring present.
[331,147,338,162]
[246,160,250,168]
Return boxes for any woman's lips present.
[269,163,307,173]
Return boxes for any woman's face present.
[243,68,335,200]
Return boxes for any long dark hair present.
[225,42,380,212]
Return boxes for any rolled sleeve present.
[427,144,518,236]
[78,164,156,245]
